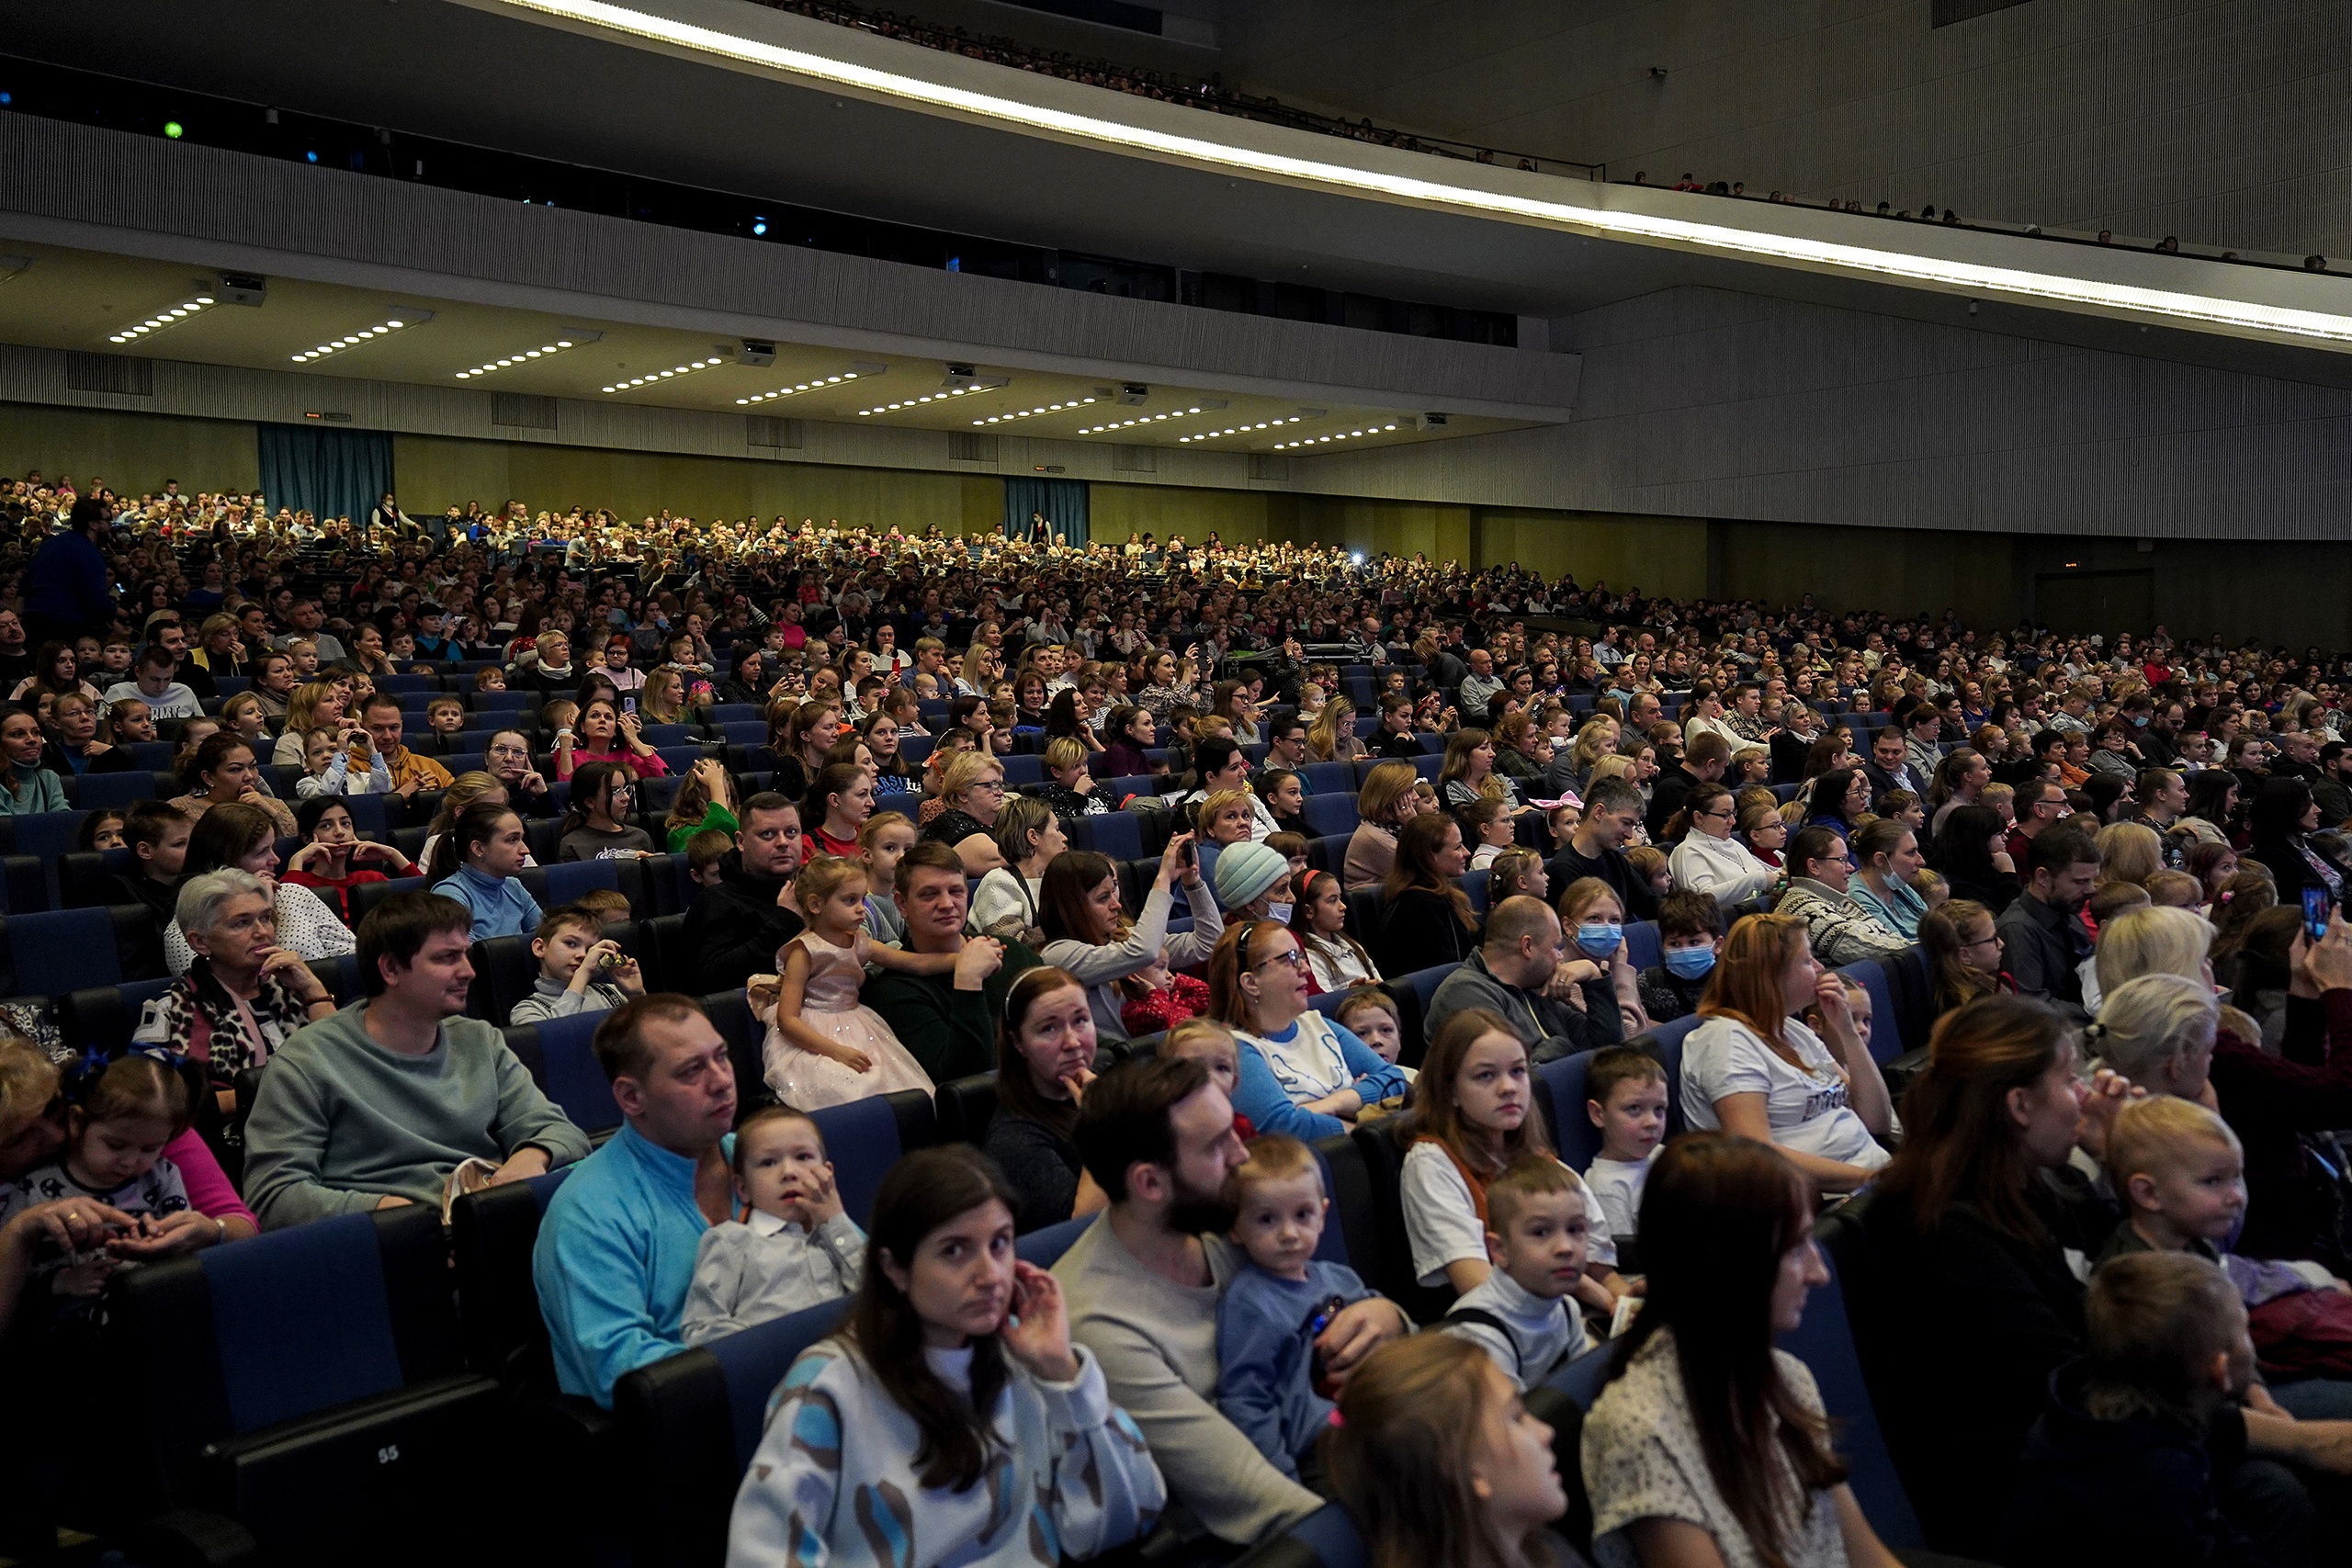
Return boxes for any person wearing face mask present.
[1425,896,1618,1065]
[1775,826,1911,968]
[1638,890,1728,1024]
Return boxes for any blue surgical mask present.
[1664,945,1717,979]
[2130,714,2149,727]
[1575,922,1623,957]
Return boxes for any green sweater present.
[242,1001,593,1229]
[866,941,1043,1084]
[668,801,739,853]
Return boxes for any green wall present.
[8,409,2351,647]
[0,404,259,496]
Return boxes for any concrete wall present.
[1220,0,2352,256]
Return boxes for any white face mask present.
[1265,902,1294,925]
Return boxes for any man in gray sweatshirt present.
[1425,897,1617,1064]
[243,891,591,1229]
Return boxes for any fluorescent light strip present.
[291,317,414,363]
[976,397,1097,425]
[491,0,2352,351]
[856,384,989,415]
[1179,415,1306,443]
[1274,423,1401,449]
[108,292,217,344]
[455,338,581,378]
[739,369,865,404]
[603,356,727,393]
[1079,405,1204,434]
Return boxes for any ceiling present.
[0,239,1521,452]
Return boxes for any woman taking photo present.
[1583,1132,1905,1568]
[171,732,296,837]
[1684,914,1893,1191]
[1207,917,1408,1140]
[164,803,357,975]
[984,966,1108,1233]
[727,1145,1165,1566]
[1036,834,1222,1043]
[1345,760,1420,892]
[1666,783,1779,905]
[557,761,655,862]
[554,694,669,784]
[1306,699,1368,765]
[1373,812,1478,976]
[924,751,1010,876]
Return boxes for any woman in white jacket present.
[727,1146,1164,1568]
[1666,783,1781,906]
[1036,832,1224,1042]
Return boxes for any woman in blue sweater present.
[1205,918,1408,1141]
[426,802,542,939]
[0,705,67,817]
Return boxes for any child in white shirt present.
[682,1106,865,1345]
[1583,1045,1669,1262]
[1442,1156,1591,1389]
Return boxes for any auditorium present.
[6,2,2352,1564]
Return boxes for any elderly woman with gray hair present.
[131,868,340,1118]
[2091,913,2352,1269]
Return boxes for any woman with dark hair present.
[983,967,1106,1233]
[1371,810,1477,976]
[1583,1132,1904,1568]
[2249,775,2352,904]
[1036,832,1222,1042]
[1916,898,2002,1017]
[0,704,66,817]
[1927,803,2019,914]
[2177,768,2240,848]
[556,761,654,862]
[1803,767,1868,840]
[727,1145,1163,1564]
[170,731,297,837]
[427,802,541,939]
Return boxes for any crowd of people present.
[10,464,2352,1566]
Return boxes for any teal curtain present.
[1003,477,1088,548]
[257,423,393,526]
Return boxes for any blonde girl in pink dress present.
[758,855,947,1109]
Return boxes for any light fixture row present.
[1079,405,1205,434]
[739,370,865,404]
[974,397,1097,425]
[108,293,217,344]
[857,384,990,416]
[455,333,596,378]
[1179,415,1306,443]
[292,316,424,363]
[604,355,728,393]
[1273,423,1402,449]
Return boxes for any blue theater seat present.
[806,1090,937,1226]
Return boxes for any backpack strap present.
[1443,1306,1524,1377]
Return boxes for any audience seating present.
[1786,1213,1928,1549]
[505,1011,624,1137]
[110,1206,511,1564]
[805,1089,937,1226]
[0,906,166,991]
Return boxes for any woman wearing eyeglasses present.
[482,728,556,818]
[557,761,654,862]
[1665,782,1780,905]
[1204,918,1408,1142]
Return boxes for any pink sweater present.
[165,1128,258,1230]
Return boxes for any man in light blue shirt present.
[533,995,739,1406]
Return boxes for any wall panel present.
[0,402,257,494]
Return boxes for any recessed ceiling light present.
[453,331,601,379]
[601,354,730,394]
[1180,414,1306,443]
[291,312,434,364]
[975,396,1099,425]
[1272,423,1401,450]
[107,290,220,344]
[738,367,870,404]
[855,382,993,416]
[1078,406,1206,435]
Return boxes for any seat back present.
[1837,955,1904,1064]
[700,989,770,1115]
[1782,1233,1926,1549]
[1230,1506,1367,1568]
[1623,919,1662,972]
[1300,793,1359,838]
[1879,945,1934,1055]
[934,1071,999,1147]
[1533,1049,1601,1171]
[516,1011,624,1134]
[808,1089,937,1225]
[449,1168,573,1385]
[1073,811,1141,862]
[1015,1214,1092,1267]
[614,1296,853,1568]
[1345,1121,1453,1324]
[5,906,158,990]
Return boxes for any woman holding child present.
[1205,919,1408,1143]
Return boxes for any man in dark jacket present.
[26,496,115,648]
[1646,731,1730,840]
[1996,828,2099,1025]
[1548,777,1658,921]
[682,794,806,993]
[866,841,1038,1082]
[1424,897,1617,1064]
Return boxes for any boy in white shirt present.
[1443,1156,1591,1390]
[681,1106,865,1344]
[1583,1045,1669,1266]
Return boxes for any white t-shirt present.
[1681,1015,1891,1171]
[1584,1153,1653,1243]
[1399,1141,1616,1288]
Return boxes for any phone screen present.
[622,695,637,716]
[2305,886,2332,942]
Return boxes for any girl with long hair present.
[1372,810,1477,976]
[1288,867,1381,993]
[983,966,1106,1233]
[1916,898,2003,1017]
[1584,1132,1904,1568]
[727,1145,1164,1565]
[1344,760,1420,892]
[557,761,654,862]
